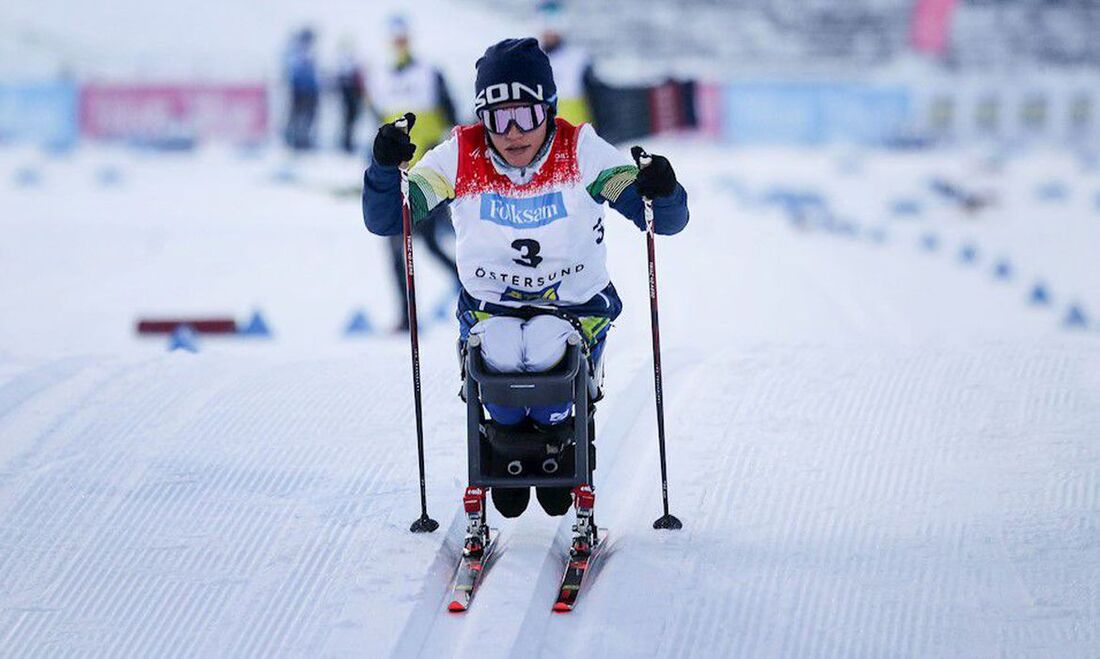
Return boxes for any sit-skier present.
[362,38,689,554]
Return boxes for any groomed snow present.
[1,140,1098,656]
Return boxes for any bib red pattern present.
[454,118,582,198]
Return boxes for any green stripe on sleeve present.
[408,185,430,223]
[408,168,455,224]
[587,165,638,203]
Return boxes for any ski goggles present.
[478,103,549,135]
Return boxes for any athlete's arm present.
[579,125,689,235]
[362,134,458,236]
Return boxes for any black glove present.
[372,112,417,167]
[631,146,678,199]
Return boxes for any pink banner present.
[910,0,958,55]
[80,84,268,143]
[694,83,723,138]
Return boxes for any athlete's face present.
[485,102,549,169]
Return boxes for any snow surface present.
[3,0,1099,653]
[1,141,1099,656]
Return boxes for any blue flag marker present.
[959,244,978,264]
[993,260,1012,280]
[168,325,199,353]
[1064,305,1088,329]
[344,310,374,336]
[271,163,298,184]
[1036,182,1068,202]
[921,233,939,252]
[1029,283,1050,306]
[432,297,453,322]
[240,311,272,337]
[96,166,122,187]
[13,167,41,187]
[890,199,922,217]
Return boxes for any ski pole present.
[396,114,438,534]
[631,146,683,531]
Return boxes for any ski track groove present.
[35,366,227,655]
[0,361,149,593]
[0,357,94,429]
[0,340,1098,655]
[666,350,918,656]
[0,356,418,656]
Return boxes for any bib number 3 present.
[511,239,543,268]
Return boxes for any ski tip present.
[447,600,468,613]
[552,602,573,613]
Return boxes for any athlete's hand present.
[373,112,417,167]
[631,146,678,199]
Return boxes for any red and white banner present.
[80,84,268,143]
[910,0,958,55]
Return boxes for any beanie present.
[474,38,557,113]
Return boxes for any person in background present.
[334,38,367,154]
[283,27,320,151]
[537,1,599,129]
[368,15,461,331]
[369,16,458,162]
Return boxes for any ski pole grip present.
[630,145,652,169]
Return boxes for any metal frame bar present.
[466,334,590,488]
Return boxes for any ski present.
[552,529,607,612]
[446,528,499,612]
[553,485,605,612]
[447,486,496,613]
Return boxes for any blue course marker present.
[96,166,122,187]
[993,260,1013,280]
[959,244,978,264]
[1029,283,1051,306]
[890,199,922,217]
[1036,181,1068,202]
[1079,151,1099,172]
[1064,304,1088,329]
[168,325,199,353]
[240,311,272,337]
[344,309,374,336]
[834,220,859,237]
[271,164,298,184]
[431,295,455,322]
[921,233,939,251]
[13,167,41,187]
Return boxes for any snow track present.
[0,351,460,656]
[648,344,1100,657]
[3,143,1100,655]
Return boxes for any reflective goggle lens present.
[479,104,548,134]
